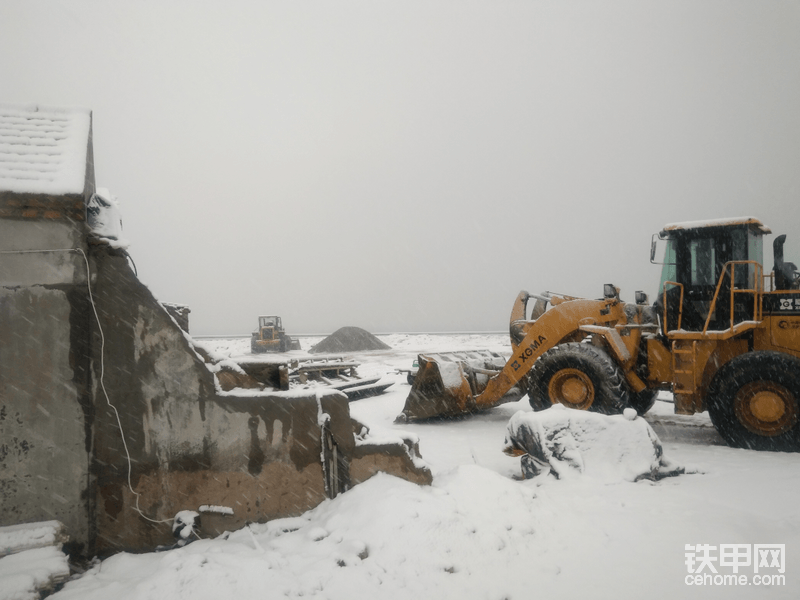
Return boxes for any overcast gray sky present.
[2,1,799,334]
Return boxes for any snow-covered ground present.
[51,334,800,600]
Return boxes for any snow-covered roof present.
[0,104,92,195]
[662,216,771,235]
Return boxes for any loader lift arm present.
[398,292,632,421]
[401,217,800,452]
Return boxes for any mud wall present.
[351,439,433,487]
[99,392,357,549]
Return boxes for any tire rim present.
[549,368,594,410]
[734,381,799,437]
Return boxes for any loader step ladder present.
[672,340,699,395]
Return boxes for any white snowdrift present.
[0,546,69,600]
[504,405,683,482]
[52,467,544,600]
[37,334,800,599]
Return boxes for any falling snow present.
[43,333,800,600]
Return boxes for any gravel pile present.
[309,326,391,354]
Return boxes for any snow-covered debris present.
[504,405,684,482]
[172,511,201,547]
[198,505,234,516]
[0,521,70,600]
[0,521,67,557]
[87,187,129,248]
[0,546,70,600]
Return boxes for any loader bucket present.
[396,351,517,422]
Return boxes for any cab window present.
[659,238,678,293]
[690,238,716,286]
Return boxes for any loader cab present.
[251,315,288,353]
[654,218,771,333]
[257,315,282,341]
[259,315,281,331]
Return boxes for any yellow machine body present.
[400,217,800,451]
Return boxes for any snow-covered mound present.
[51,468,543,600]
[309,326,391,354]
[0,521,70,600]
[504,405,683,482]
[87,187,129,249]
[0,546,70,600]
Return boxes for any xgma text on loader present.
[398,217,800,452]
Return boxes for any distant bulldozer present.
[251,315,301,353]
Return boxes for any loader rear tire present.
[528,343,629,415]
[707,352,800,452]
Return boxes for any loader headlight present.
[635,291,648,305]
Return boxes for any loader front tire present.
[528,343,629,415]
[707,352,800,452]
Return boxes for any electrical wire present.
[1,247,171,525]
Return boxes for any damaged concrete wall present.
[87,244,217,552]
[1,106,431,558]
[161,303,190,333]
[0,265,93,556]
[88,247,431,553]
[88,244,342,549]
[102,392,351,547]
[0,106,96,555]
[3,225,432,557]
[0,214,95,558]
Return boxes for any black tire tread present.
[527,343,629,414]
[706,351,800,452]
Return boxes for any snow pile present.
[0,521,69,600]
[172,511,201,548]
[28,335,800,598]
[435,359,468,389]
[0,104,92,195]
[504,405,683,482]
[309,326,391,354]
[0,521,65,556]
[198,505,234,516]
[0,546,70,600]
[52,468,546,600]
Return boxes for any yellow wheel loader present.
[251,315,301,353]
[399,217,800,452]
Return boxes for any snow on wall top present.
[0,104,92,195]
[662,216,771,234]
